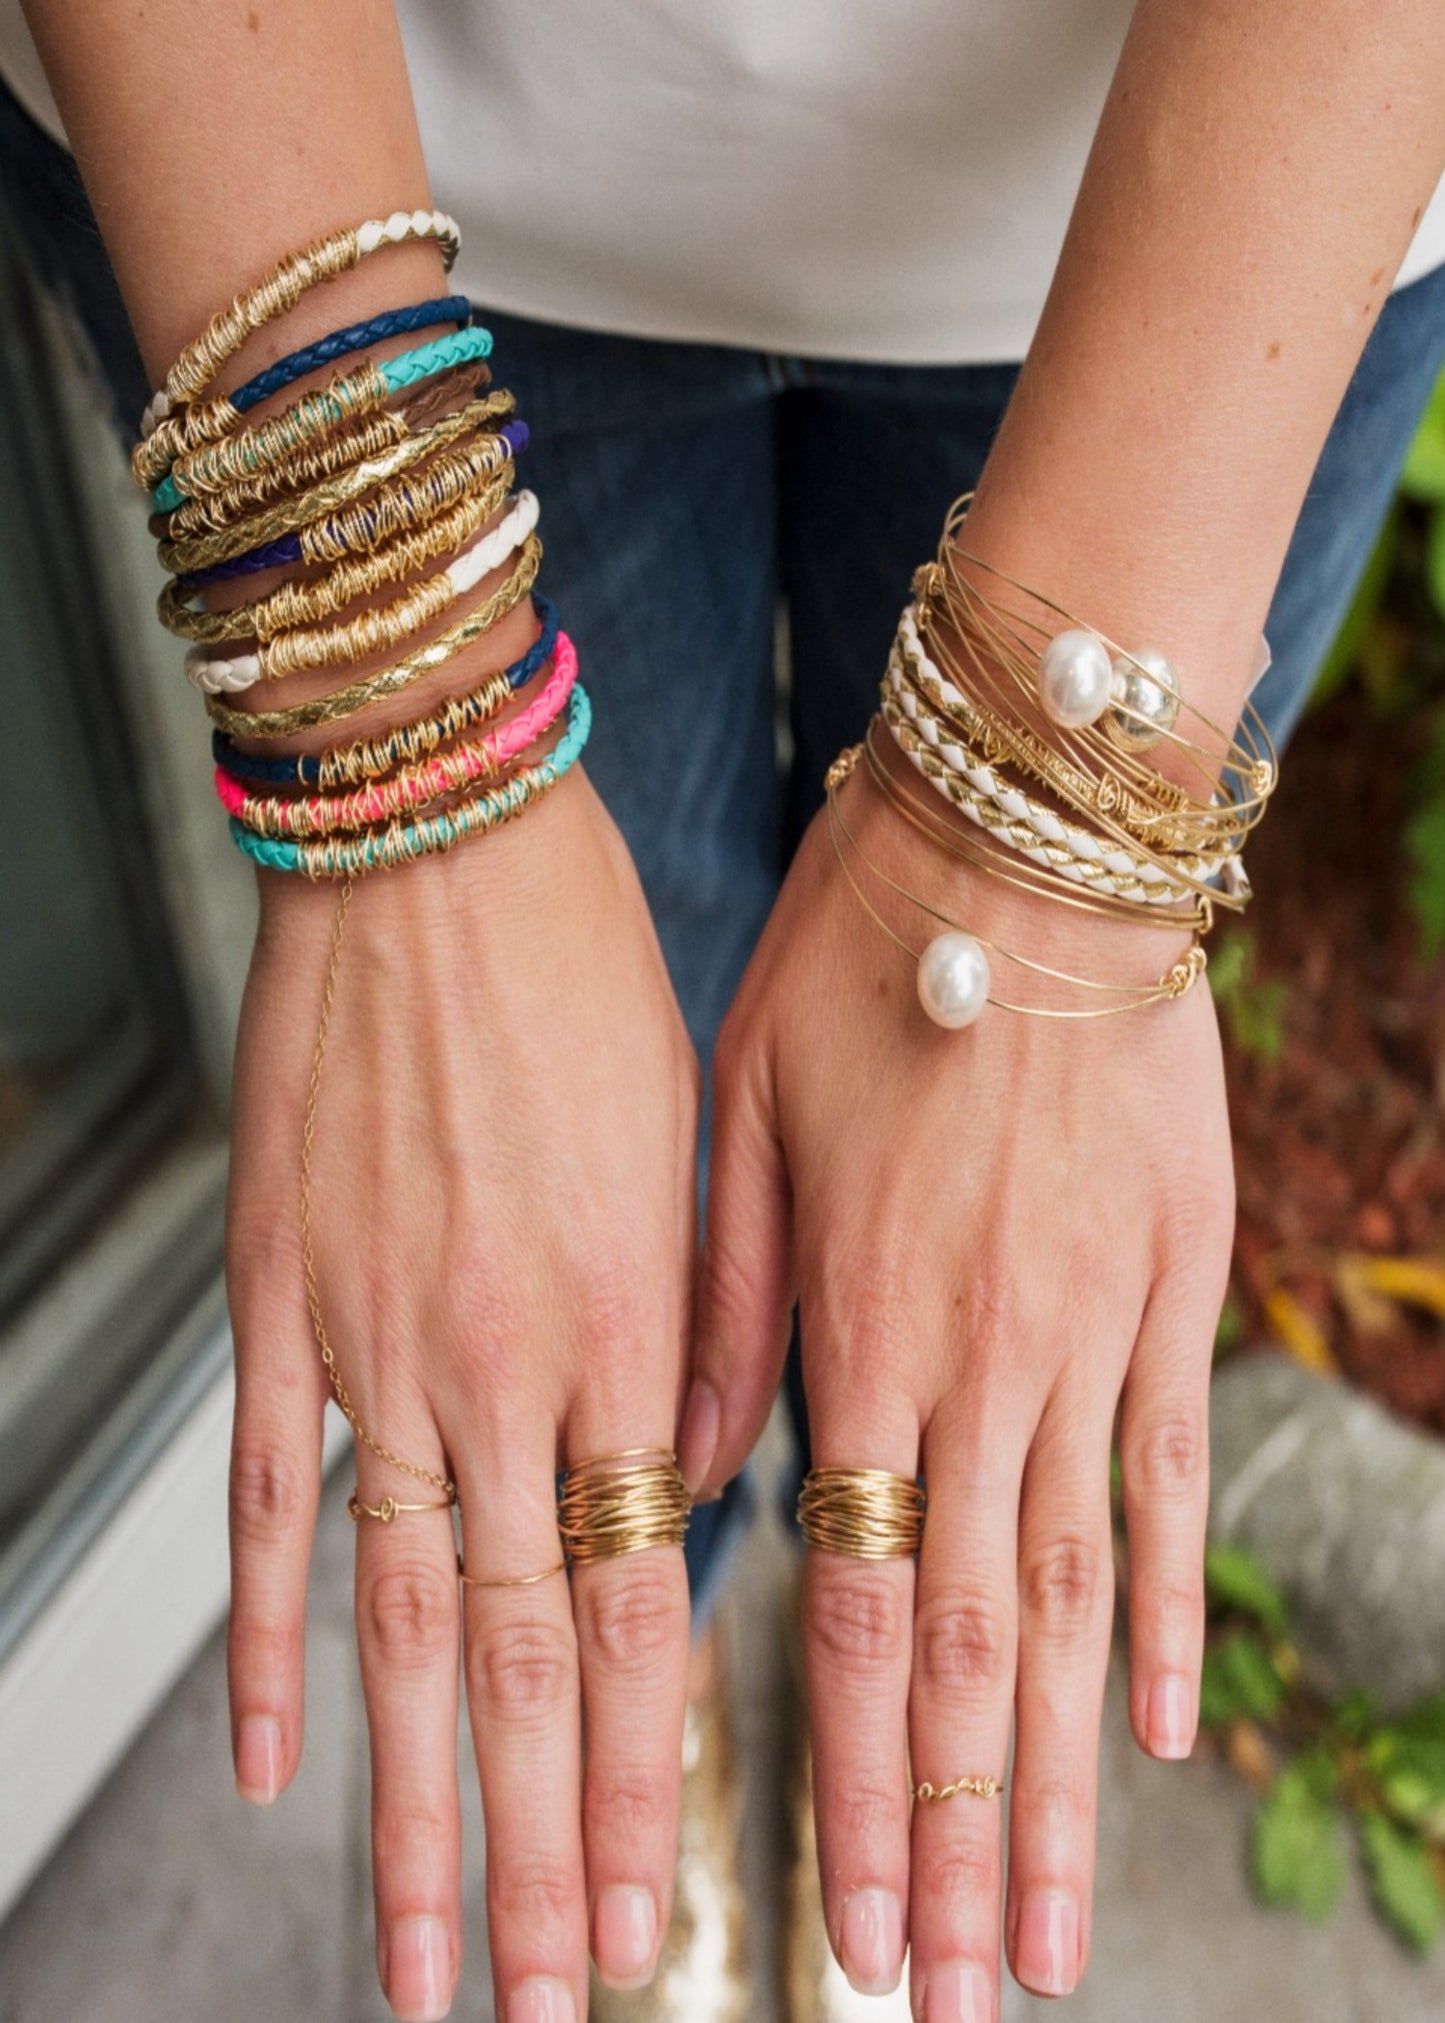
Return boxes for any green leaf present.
[1201,1631,1288,1725]
[1332,1689,1378,1744]
[1207,931,1250,1001]
[1400,373,1445,504]
[1391,1694,1445,1745]
[1255,1755,1346,1922]
[1359,1809,1445,1953]
[1205,1541,1289,1635]
[1366,1731,1445,1835]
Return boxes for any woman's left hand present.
[680,754,1235,2014]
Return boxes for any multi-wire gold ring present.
[556,1447,691,1566]
[348,1490,455,1524]
[797,1467,926,1560]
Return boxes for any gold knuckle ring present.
[348,1490,455,1524]
[796,1466,925,1560]
[456,1554,567,1590]
[912,1774,1005,1803]
[556,1447,691,1566]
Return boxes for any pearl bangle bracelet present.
[825,747,1207,1028]
[218,628,576,835]
[231,681,591,878]
[185,490,541,692]
[152,327,494,509]
[138,208,461,442]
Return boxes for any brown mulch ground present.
[1222,685,1445,1432]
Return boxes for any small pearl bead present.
[1105,647,1181,753]
[1038,629,1113,728]
[917,932,991,1028]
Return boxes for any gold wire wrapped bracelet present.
[797,1467,926,1560]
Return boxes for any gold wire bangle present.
[797,1467,926,1560]
[138,211,460,447]
[912,1774,1004,1803]
[207,533,541,738]
[158,363,486,538]
[157,474,512,643]
[349,1491,455,1522]
[164,358,395,503]
[457,1556,567,1590]
[157,392,514,573]
[312,662,516,788]
[556,1450,691,1566]
[826,759,1207,1019]
[859,722,1215,935]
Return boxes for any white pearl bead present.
[1038,630,1113,729]
[1105,646,1181,753]
[916,933,991,1029]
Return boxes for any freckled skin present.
[1266,340,1281,360]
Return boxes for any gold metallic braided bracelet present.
[206,533,541,738]
[157,391,515,573]
[157,474,512,643]
[797,1467,926,1559]
[826,746,1207,1028]
[556,1449,692,1564]
[134,207,461,470]
[158,360,488,539]
[858,723,1215,937]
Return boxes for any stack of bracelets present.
[826,490,1279,1028]
[134,212,686,1576]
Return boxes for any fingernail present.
[839,1887,903,1995]
[1148,1673,1195,1759]
[234,1714,282,1803]
[507,1979,576,2023]
[1015,1889,1080,1996]
[593,1884,658,1988]
[387,1914,451,2021]
[678,1380,720,1495]
[924,1961,992,2023]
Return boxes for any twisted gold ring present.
[797,1467,926,1560]
[913,1773,1004,1803]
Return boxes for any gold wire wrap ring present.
[348,1491,456,1523]
[797,1467,926,1560]
[456,1555,567,1590]
[912,1773,1005,1803]
[556,1447,691,1566]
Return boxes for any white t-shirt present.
[3,0,1444,364]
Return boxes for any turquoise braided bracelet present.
[151,326,494,510]
[230,682,592,878]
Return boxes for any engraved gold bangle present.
[797,1467,926,1560]
[556,1448,691,1566]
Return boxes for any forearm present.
[963,0,1445,727]
[20,0,442,385]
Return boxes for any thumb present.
[679,1036,794,1497]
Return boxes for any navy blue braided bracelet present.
[228,296,472,416]
[210,592,559,785]
[175,419,531,590]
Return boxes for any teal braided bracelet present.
[230,682,591,878]
[151,327,494,510]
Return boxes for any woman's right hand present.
[223,770,699,2023]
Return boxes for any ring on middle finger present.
[796,1466,926,1559]
[556,1445,691,1565]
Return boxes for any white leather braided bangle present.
[185,490,540,694]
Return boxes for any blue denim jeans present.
[6,73,1442,1618]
